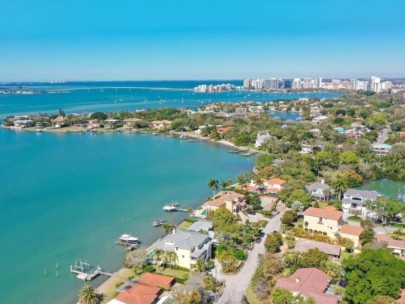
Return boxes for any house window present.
[182,255,185,258]
[304,221,308,227]
[318,217,323,224]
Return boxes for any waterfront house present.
[255,131,273,148]
[153,229,212,269]
[303,206,343,238]
[13,119,34,128]
[151,120,172,130]
[375,234,405,258]
[372,143,392,156]
[187,219,213,234]
[205,191,247,214]
[124,118,142,128]
[52,115,66,128]
[217,126,233,134]
[274,268,338,304]
[312,115,328,124]
[295,240,341,258]
[87,119,101,129]
[306,180,332,201]
[109,272,174,304]
[104,119,122,129]
[341,189,379,217]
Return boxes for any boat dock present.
[70,261,112,281]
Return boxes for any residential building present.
[255,131,272,148]
[104,119,122,129]
[187,219,213,234]
[13,119,34,128]
[375,234,405,257]
[372,143,392,156]
[124,118,142,128]
[306,180,332,201]
[303,206,343,237]
[342,189,379,217]
[151,120,172,130]
[263,178,286,195]
[205,191,247,214]
[153,230,212,269]
[312,115,328,124]
[87,119,101,128]
[109,273,174,304]
[295,240,341,258]
[275,268,338,304]
[340,224,364,248]
[51,115,66,128]
[368,76,381,93]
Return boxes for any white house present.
[255,131,272,148]
[342,189,379,217]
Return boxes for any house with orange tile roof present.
[151,120,172,130]
[274,268,338,304]
[340,224,364,247]
[263,178,286,195]
[108,273,175,304]
[205,191,247,214]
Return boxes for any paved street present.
[215,212,283,304]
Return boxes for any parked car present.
[255,237,262,243]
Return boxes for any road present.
[375,127,390,144]
[215,212,283,304]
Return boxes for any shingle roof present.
[306,182,330,191]
[275,268,338,304]
[187,220,213,232]
[155,230,209,251]
[344,189,379,200]
[303,206,343,221]
[376,234,405,249]
[340,224,364,236]
[295,240,341,256]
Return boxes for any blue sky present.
[1,0,404,81]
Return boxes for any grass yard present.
[159,268,189,284]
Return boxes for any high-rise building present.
[243,79,251,89]
[368,76,381,93]
[292,78,302,89]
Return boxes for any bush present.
[143,265,156,273]
[265,232,283,253]
[281,210,298,227]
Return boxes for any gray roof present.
[187,220,213,233]
[295,240,341,257]
[155,230,210,251]
[306,182,330,191]
[344,189,379,200]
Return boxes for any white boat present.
[118,234,138,244]
[163,202,180,212]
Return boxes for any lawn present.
[159,268,189,284]
[346,216,362,223]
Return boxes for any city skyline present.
[1,0,405,81]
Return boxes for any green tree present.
[367,295,400,304]
[208,179,219,196]
[171,287,203,304]
[265,232,283,253]
[360,228,375,246]
[331,176,348,200]
[343,249,405,304]
[281,210,298,227]
[124,248,147,273]
[78,285,104,304]
[298,248,328,268]
[90,112,107,120]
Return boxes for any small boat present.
[163,202,180,212]
[153,219,167,227]
[117,234,138,245]
[228,149,239,153]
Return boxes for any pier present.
[70,261,112,281]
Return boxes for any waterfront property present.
[204,191,247,214]
[372,143,392,156]
[151,120,172,130]
[152,229,212,269]
[104,119,123,129]
[274,268,338,304]
[341,189,379,217]
[108,272,175,304]
[254,131,272,148]
[187,219,213,234]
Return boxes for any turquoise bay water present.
[0,82,341,303]
[0,129,253,304]
[359,179,405,199]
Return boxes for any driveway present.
[215,212,283,304]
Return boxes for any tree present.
[78,285,104,304]
[320,260,344,279]
[90,112,107,120]
[360,228,375,246]
[220,181,229,190]
[161,222,176,234]
[265,232,283,253]
[208,179,219,196]
[343,249,405,304]
[298,248,328,268]
[281,210,298,227]
[331,176,347,200]
[291,201,304,212]
[164,250,178,269]
[366,196,405,225]
[283,189,312,208]
[271,288,315,304]
[367,295,400,304]
[246,193,262,210]
[339,151,360,167]
[171,286,203,304]
[124,248,147,273]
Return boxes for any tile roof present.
[376,234,405,249]
[138,273,174,289]
[340,224,364,236]
[275,268,338,304]
[266,178,287,185]
[303,206,343,221]
[206,191,245,207]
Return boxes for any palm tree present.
[78,285,104,304]
[331,177,347,200]
[208,179,219,196]
[164,251,178,269]
[220,181,228,190]
[154,249,163,265]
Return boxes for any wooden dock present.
[70,262,112,281]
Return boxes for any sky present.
[0,0,404,81]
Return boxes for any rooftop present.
[266,178,287,185]
[344,189,379,200]
[376,234,405,249]
[275,268,338,304]
[295,239,341,257]
[206,191,245,207]
[340,224,364,236]
[303,206,343,221]
[187,219,213,233]
[155,229,210,251]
